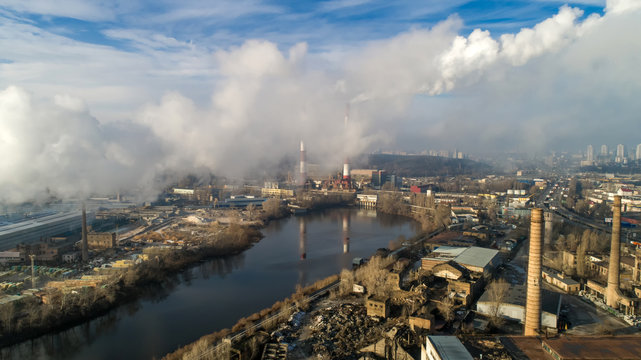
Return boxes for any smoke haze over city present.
[1,0,640,203]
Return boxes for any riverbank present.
[0,224,262,348]
[163,274,339,360]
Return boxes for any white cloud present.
[0,0,116,21]
[1,2,640,203]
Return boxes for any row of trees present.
[377,192,451,232]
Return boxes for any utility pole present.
[29,254,36,288]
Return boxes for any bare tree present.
[355,256,395,297]
[0,303,15,334]
[487,278,510,328]
[339,269,355,296]
[246,204,256,219]
[262,198,285,219]
[437,295,455,323]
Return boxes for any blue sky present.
[0,0,606,53]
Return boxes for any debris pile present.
[303,302,383,358]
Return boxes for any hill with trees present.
[368,154,492,177]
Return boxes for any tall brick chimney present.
[606,195,622,308]
[524,208,543,336]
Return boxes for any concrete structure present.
[261,187,294,198]
[366,296,389,318]
[356,194,377,208]
[525,208,543,336]
[637,144,641,163]
[360,337,413,360]
[542,268,580,294]
[16,238,75,262]
[422,336,473,360]
[0,251,21,264]
[477,284,561,329]
[409,314,434,331]
[81,204,88,262]
[298,140,307,187]
[224,195,267,207]
[607,196,622,308]
[87,232,116,250]
[587,144,594,162]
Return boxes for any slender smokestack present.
[299,217,306,260]
[342,103,351,182]
[299,140,307,187]
[544,212,553,247]
[81,203,89,262]
[607,195,622,308]
[342,212,350,254]
[525,208,543,336]
[343,159,350,180]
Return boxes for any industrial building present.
[541,336,641,360]
[505,335,641,360]
[0,211,86,251]
[421,336,473,360]
[87,232,117,250]
[15,237,76,262]
[541,268,580,294]
[366,296,390,318]
[224,195,267,207]
[476,284,561,329]
[421,246,500,278]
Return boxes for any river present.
[1,208,419,360]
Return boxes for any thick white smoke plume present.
[1,0,640,204]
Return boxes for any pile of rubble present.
[463,337,513,360]
[300,301,384,358]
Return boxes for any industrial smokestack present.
[544,212,553,247]
[607,195,622,308]
[81,202,89,262]
[342,103,351,182]
[342,212,350,254]
[299,140,307,187]
[343,159,350,180]
[299,217,306,260]
[524,208,543,336]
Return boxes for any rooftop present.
[543,336,641,360]
[543,268,579,286]
[478,284,562,316]
[0,211,82,237]
[425,246,500,271]
[454,246,499,269]
[427,336,473,360]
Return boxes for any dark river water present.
[1,208,419,360]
